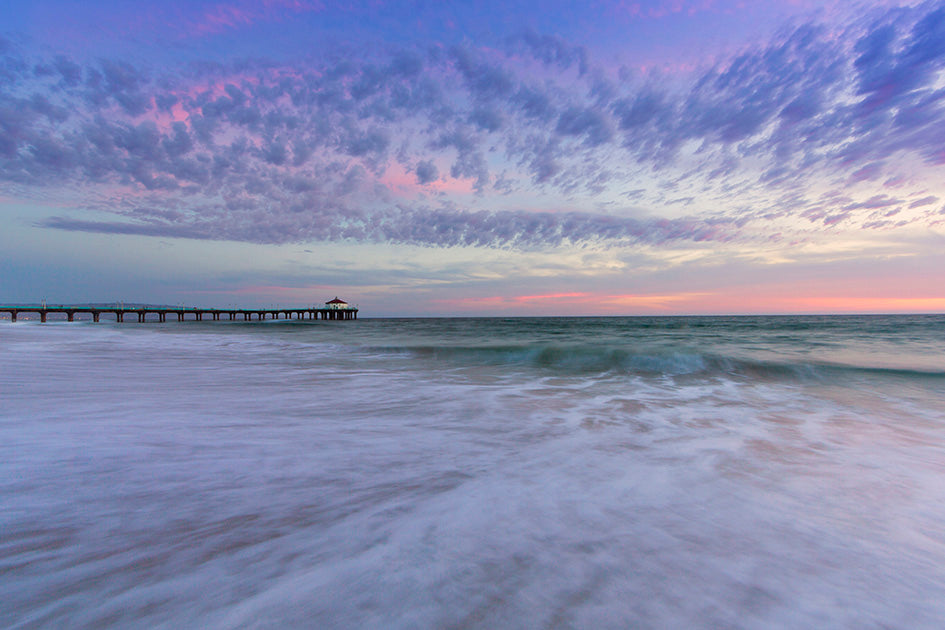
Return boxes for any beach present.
[3,315,945,628]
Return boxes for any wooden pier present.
[0,305,358,323]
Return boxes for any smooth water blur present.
[2,316,945,628]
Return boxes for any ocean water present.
[2,315,945,628]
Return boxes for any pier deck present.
[0,305,358,323]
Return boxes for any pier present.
[0,304,358,323]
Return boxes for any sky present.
[2,0,945,316]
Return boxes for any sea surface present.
[2,315,945,628]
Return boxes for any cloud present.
[39,217,212,239]
[513,86,556,122]
[555,106,614,146]
[3,2,945,249]
[468,107,503,132]
[415,160,438,184]
[909,195,938,208]
[512,30,589,74]
[39,202,744,249]
[449,46,515,101]
[188,0,327,36]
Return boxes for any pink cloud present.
[379,163,475,197]
[189,0,326,36]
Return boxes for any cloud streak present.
[38,206,742,248]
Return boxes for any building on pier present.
[325,297,350,310]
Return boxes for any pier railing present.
[0,305,358,323]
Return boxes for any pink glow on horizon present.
[430,285,945,316]
[435,291,707,313]
[436,292,590,307]
[512,292,591,302]
[168,283,945,315]
[663,289,945,315]
[780,296,945,313]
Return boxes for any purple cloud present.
[2,2,945,249]
[415,160,438,184]
[38,205,744,249]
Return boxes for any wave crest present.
[364,342,945,381]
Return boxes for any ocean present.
[2,315,945,628]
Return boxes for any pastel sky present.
[2,0,945,316]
